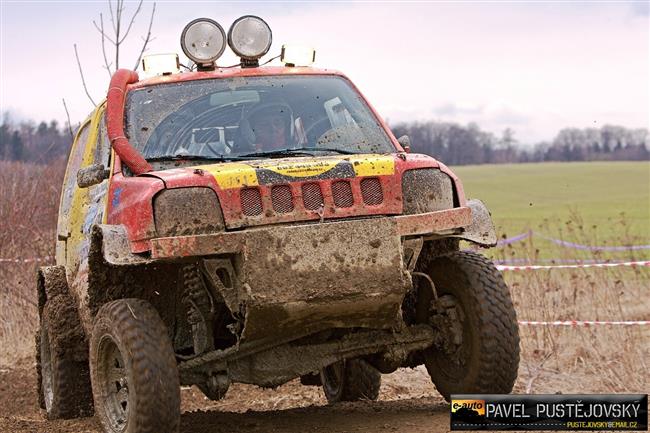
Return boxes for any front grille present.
[331,181,354,208]
[302,183,324,210]
[240,188,263,216]
[271,185,294,213]
[360,178,383,205]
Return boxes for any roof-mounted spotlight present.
[180,18,226,71]
[281,45,316,67]
[142,53,180,77]
[227,15,272,68]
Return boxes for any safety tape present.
[495,258,629,264]
[519,320,650,327]
[0,256,52,263]
[496,230,650,251]
[496,260,650,271]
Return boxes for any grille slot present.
[331,181,354,208]
[360,178,383,205]
[271,185,294,213]
[302,183,324,210]
[240,188,263,216]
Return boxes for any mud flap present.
[450,199,497,247]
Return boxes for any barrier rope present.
[519,320,650,326]
[496,260,650,271]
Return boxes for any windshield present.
[125,75,395,161]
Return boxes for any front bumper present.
[149,206,472,259]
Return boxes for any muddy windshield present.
[125,75,395,161]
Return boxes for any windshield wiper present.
[239,147,357,159]
[146,154,246,162]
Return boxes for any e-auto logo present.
[451,399,486,417]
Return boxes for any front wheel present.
[416,251,520,401]
[89,299,180,433]
[320,359,381,403]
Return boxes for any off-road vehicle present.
[36,16,520,433]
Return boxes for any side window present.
[94,117,111,167]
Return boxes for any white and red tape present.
[0,256,52,263]
[518,320,650,327]
[496,260,650,271]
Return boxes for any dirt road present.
[0,361,450,433]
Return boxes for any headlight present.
[180,18,227,66]
[227,15,272,61]
[154,188,225,237]
[402,169,454,214]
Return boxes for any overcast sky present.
[1,1,648,144]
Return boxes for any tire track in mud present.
[0,363,451,433]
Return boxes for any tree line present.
[391,121,649,165]
[0,114,72,164]
[1,113,648,165]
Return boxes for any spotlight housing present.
[180,18,226,70]
[227,15,272,67]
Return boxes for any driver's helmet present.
[240,100,295,148]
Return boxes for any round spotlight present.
[180,18,226,66]
[227,15,272,61]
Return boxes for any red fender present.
[106,69,152,175]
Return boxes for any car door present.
[56,103,111,305]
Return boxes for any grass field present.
[454,161,650,238]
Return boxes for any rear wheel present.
[320,359,381,403]
[37,295,94,419]
[90,299,180,433]
[416,251,520,401]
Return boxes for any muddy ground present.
[0,360,450,433]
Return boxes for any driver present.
[245,102,294,152]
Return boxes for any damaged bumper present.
[149,206,472,259]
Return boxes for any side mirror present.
[77,164,110,188]
[397,135,411,153]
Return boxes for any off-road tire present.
[417,250,520,401]
[90,299,180,433]
[38,295,94,419]
[320,359,381,403]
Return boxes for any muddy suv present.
[36,16,520,433]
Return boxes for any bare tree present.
[61,98,74,141]
[74,0,156,105]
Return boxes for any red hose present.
[105,69,152,175]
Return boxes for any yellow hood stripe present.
[348,155,395,177]
[196,163,259,189]
[195,154,395,190]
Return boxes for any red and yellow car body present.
[54,64,496,368]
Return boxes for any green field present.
[452,161,650,243]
